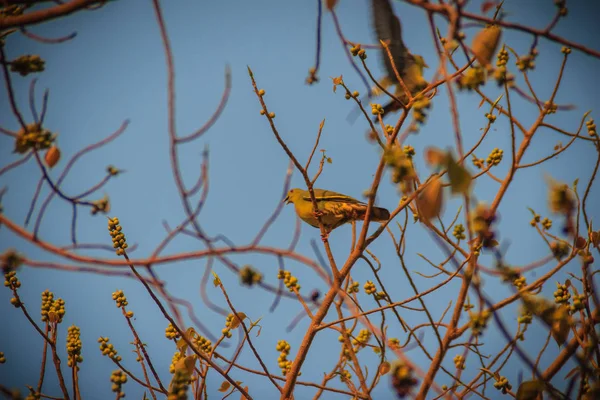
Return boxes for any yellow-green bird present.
[284,188,390,232]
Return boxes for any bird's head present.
[284,188,304,205]
[413,54,429,69]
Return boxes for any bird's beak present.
[284,195,290,204]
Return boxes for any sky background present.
[1,0,599,399]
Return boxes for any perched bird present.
[371,0,429,114]
[284,188,390,232]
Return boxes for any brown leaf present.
[173,355,196,375]
[218,381,231,393]
[44,145,60,168]
[176,338,188,353]
[481,1,498,14]
[549,306,570,346]
[424,147,446,167]
[229,312,247,329]
[471,25,502,67]
[379,361,391,375]
[325,0,339,11]
[416,175,443,220]
[590,231,599,246]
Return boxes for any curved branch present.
[0,0,110,30]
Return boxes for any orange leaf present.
[44,145,61,168]
[229,312,247,329]
[240,386,250,400]
[325,0,339,11]
[424,147,446,167]
[481,1,498,14]
[218,381,231,393]
[379,361,391,375]
[416,175,444,220]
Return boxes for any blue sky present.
[1,0,599,399]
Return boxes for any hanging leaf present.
[446,154,472,194]
[175,327,197,352]
[424,147,447,167]
[44,145,61,168]
[185,327,197,339]
[416,175,444,220]
[379,361,391,375]
[481,1,499,14]
[176,338,187,353]
[325,0,339,11]
[548,306,570,346]
[230,312,247,329]
[173,355,196,375]
[218,381,231,393]
[240,386,250,400]
[590,230,599,246]
[184,355,197,373]
[516,380,543,400]
[471,24,502,67]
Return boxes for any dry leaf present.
[379,361,391,375]
[230,312,247,329]
[325,0,339,11]
[424,147,446,167]
[240,386,250,400]
[471,25,502,67]
[416,175,443,220]
[481,1,498,14]
[218,381,231,393]
[45,145,60,168]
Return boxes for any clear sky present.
[1,0,599,399]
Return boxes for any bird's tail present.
[370,206,390,222]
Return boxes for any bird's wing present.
[371,0,412,80]
[302,189,364,205]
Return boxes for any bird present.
[371,0,429,114]
[284,188,390,233]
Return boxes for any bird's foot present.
[320,231,329,242]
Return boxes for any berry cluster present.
[110,370,127,399]
[276,340,294,375]
[108,217,128,256]
[67,325,83,368]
